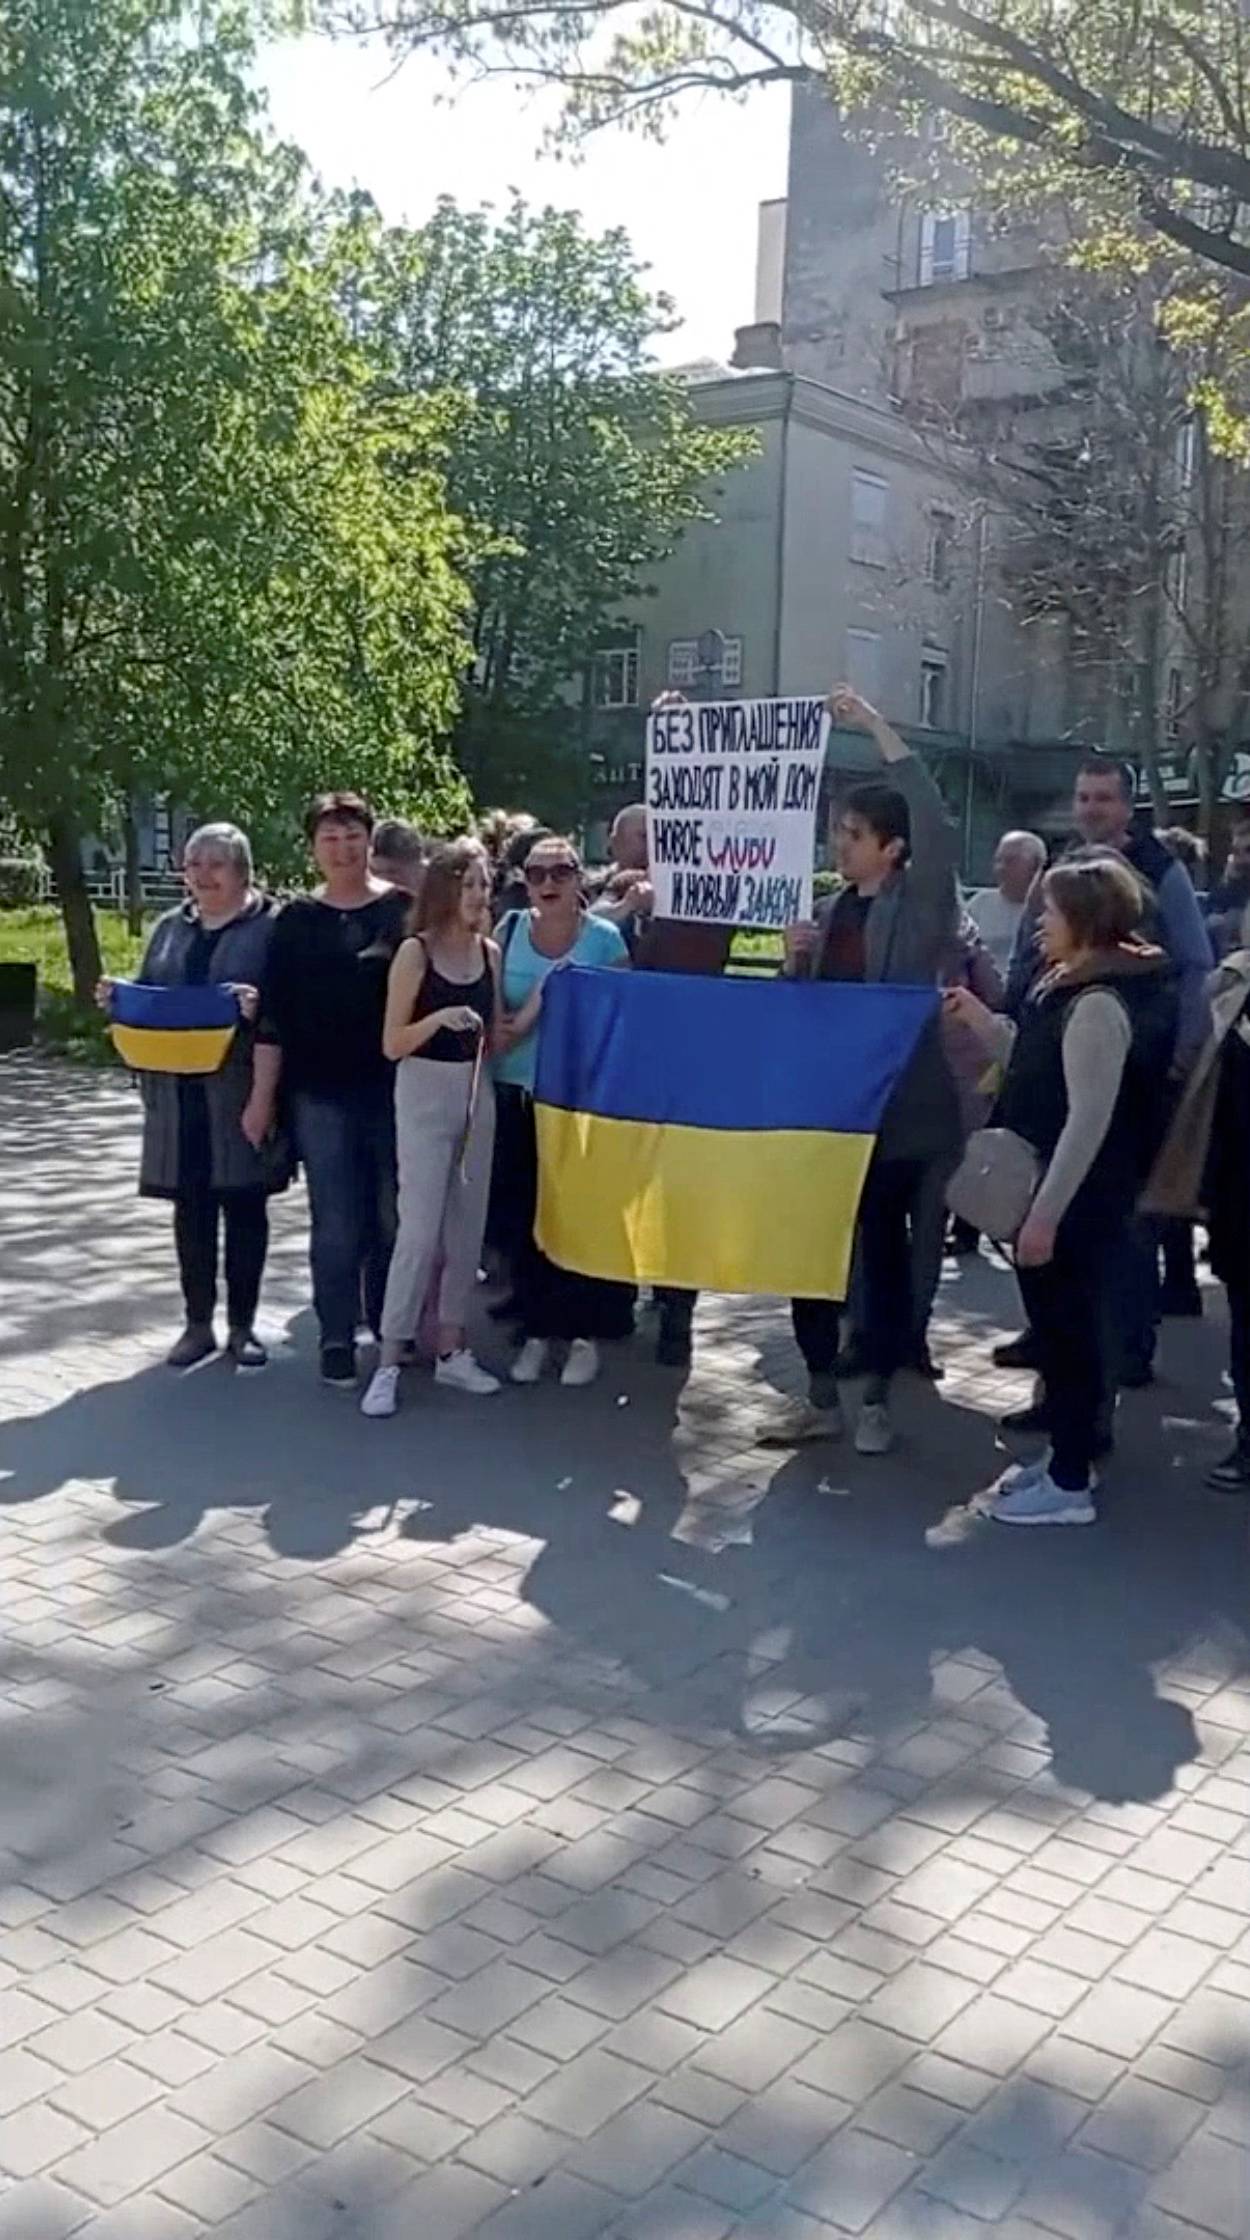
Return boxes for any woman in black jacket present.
[98,823,284,1370]
[945,858,1176,1525]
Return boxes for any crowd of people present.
[99,685,1250,1528]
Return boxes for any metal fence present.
[36,865,184,912]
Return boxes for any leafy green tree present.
[320,0,1250,448]
[0,0,469,999]
[342,195,755,818]
[319,0,1250,286]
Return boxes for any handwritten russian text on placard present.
[646,697,829,928]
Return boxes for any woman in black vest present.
[945,859,1176,1525]
[96,822,285,1370]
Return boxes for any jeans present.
[1019,1237,1105,1491]
[791,1155,934,1388]
[293,1084,397,1351]
[174,1190,268,1330]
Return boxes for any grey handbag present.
[946,1126,1041,1242]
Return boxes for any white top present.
[967,888,1027,977]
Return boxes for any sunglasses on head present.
[526,861,578,885]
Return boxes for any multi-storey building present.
[586,85,1227,867]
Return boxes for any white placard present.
[645,697,829,928]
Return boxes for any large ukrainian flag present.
[535,968,938,1300]
[109,982,239,1075]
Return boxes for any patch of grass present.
[0,906,151,1062]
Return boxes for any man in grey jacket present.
[762,686,961,1457]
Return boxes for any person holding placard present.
[763,686,962,1458]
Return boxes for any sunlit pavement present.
[1,1056,1248,2239]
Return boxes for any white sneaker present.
[855,1400,895,1456]
[757,1396,844,1447]
[510,1338,550,1385]
[560,1339,600,1388]
[436,1349,501,1396]
[360,1364,401,1418]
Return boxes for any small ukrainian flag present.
[535,968,937,1300]
[109,983,239,1075]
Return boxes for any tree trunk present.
[47,811,102,1004]
[123,798,143,935]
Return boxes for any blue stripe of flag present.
[534,967,937,1135]
[110,982,240,1031]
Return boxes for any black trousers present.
[1018,1231,1105,1492]
[490,1087,634,1343]
[1225,1269,1250,1441]
[791,1155,930,1385]
[174,1190,269,1330]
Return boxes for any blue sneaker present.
[992,1470,1096,1528]
[976,1453,1100,1514]
[972,1454,1048,1512]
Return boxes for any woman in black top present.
[360,841,502,1418]
[254,792,408,1386]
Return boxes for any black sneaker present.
[993,1331,1041,1371]
[320,1344,358,1388]
[655,1312,693,1370]
[228,1328,268,1371]
[1205,1444,1250,1493]
[166,1323,217,1369]
[1159,1286,1204,1320]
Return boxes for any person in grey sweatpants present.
[383,1056,495,1356]
[360,841,503,1419]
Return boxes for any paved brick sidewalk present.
[1,1057,1248,2239]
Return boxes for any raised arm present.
[828,684,958,936]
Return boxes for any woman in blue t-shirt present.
[492,834,631,1386]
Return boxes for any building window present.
[592,634,639,708]
[1168,541,1189,611]
[1176,417,1197,492]
[666,635,742,690]
[850,471,888,567]
[919,209,971,287]
[1165,666,1184,738]
[919,646,948,728]
[845,628,882,706]
[926,508,956,590]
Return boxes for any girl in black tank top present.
[360,840,503,1419]
[412,950,495,1062]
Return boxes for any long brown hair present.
[410,839,487,938]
